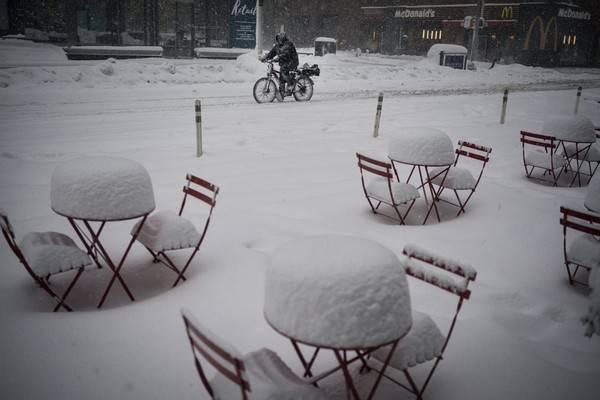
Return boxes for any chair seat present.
[430,167,476,190]
[19,231,93,277]
[568,233,600,270]
[366,178,420,205]
[561,143,600,162]
[211,348,326,400]
[524,149,567,170]
[133,210,201,252]
[373,310,445,371]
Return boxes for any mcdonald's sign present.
[523,16,558,51]
[501,7,513,19]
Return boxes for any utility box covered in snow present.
[427,44,468,70]
[314,37,337,56]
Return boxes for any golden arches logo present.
[524,16,558,51]
[501,7,513,19]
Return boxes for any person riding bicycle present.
[260,32,299,96]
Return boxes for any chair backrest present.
[0,211,43,282]
[179,174,219,217]
[454,140,492,187]
[181,309,250,400]
[402,244,476,353]
[356,153,394,182]
[520,131,558,153]
[560,206,600,237]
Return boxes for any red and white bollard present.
[574,86,582,115]
[500,88,508,125]
[195,100,203,157]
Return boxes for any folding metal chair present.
[559,206,600,286]
[134,174,218,287]
[0,210,94,312]
[520,131,567,186]
[356,153,420,225]
[430,141,492,216]
[369,244,477,399]
[181,309,325,400]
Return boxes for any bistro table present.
[542,115,597,187]
[264,235,412,400]
[51,157,155,308]
[388,127,455,224]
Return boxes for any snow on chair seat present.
[133,210,201,252]
[134,173,218,287]
[560,207,600,286]
[181,309,326,400]
[373,310,444,370]
[1,210,93,312]
[525,149,567,170]
[356,153,419,225]
[19,231,94,276]
[430,167,476,190]
[567,233,600,271]
[366,178,420,204]
[367,244,476,399]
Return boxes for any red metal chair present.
[559,206,600,286]
[356,153,420,225]
[520,131,567,186]
[0,210,94,312]
[370,244,477,399]
[430,141,492,216]
[133,174,218,287]
[181,309,325,400]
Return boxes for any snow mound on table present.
[265,235,411,349]
[542,115,596,142]
[388,127,455,166]
[51,157,155,220]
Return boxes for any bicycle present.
[253,60,320,104]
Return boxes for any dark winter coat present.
[264,39,299,71]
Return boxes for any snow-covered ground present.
[1,39,600,400]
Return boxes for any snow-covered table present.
[264,235,412,399]
[388,127,455,223]
[51,157,155,308]
[542,115,597,187]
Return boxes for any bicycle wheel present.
[253,78,277,103]
[293,77,314,102]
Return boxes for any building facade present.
[359,0,600,66]
[2,0,598,66]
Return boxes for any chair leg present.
[51,268,84,312]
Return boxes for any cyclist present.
[260,32,299,96]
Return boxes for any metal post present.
[500,88,508,124]
[373,92,384,138]
[195,100,203,157]
[574,86,582,114]
[469,0,485,66]
[256,0,264,56]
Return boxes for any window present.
[562,34,577,47]
[422,29,442,41]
